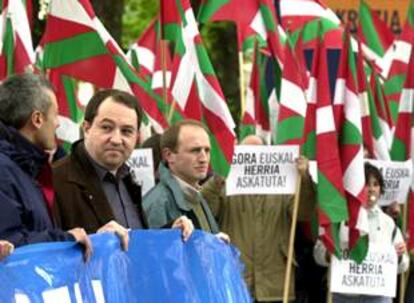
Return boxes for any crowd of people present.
[0,72,412,303]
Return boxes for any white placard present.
[330,245,398,298]
[365,160,412,206]
[127,148,155,196]
[225,145,299,196]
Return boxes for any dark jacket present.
[52,140,148,233]
[143,163,219,234]
[0,123,72,246]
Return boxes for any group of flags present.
[1,0,414,263]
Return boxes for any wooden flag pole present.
[283,174,302,303]
[399,200,408,303]
[238,51,246,120]
[159,40,175,124]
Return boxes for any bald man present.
[202,135,314,303]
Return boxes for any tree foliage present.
[122,0,158,48]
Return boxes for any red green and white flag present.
[357,0,394,68]
[161,0,236,177]
[0,0,34,80]
[275,36,307,145]
[197,0,266,52]
[38,0,177,142]
[239,44,271,142]
[303,35,348,256]
[382,1,414,122]
[369,69,393,146]
[390,47,414,249]
[354,43,391,160]
[127,18,159,81]
[334,31,369,262]
[279,0,343,49]
[258,0,285,64]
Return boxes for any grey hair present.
[0,73,54,129]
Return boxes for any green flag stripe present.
[239,124,256,141]
[384,74,405,95]
[276,117,304,144]
[291,19,338,45]
[62,75,83,123]
[43,32,108,68]
[209,130,230,176]
[195,44,215,75]
[4,18,14,76]
[341,120,362,145]
[359,1,385,55]
[390,138,407,161]
[198,0,229,22]
[259,3,276,32]
[302,131,316,160]
[317,172,349,222]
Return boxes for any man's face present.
[166,125,210,187]
[83,97,139,172]
[35,90,59,151]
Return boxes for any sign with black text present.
[366,160,412,206]
[226,145,299,196]
[330,244,398,297]
[127,148,155,196]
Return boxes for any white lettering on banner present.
[330,245,398,297]
[226,145,299,196]
[15,294,30,303]
[74,283,83,303]
[92,280,105,303]
[365,160,412,206]
[14,280,105,303]
[42,286,71,303]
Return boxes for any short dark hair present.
[0,73,54,129]
[141,133,162,170]
[364,162,385,195]
[160,119,208,152]
[84,89,143,129]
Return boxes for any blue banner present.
[0,230,252,303]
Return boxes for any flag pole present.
[283,174,302,303]
[238,50,246,120]
[399,199,408,303]
[159,39,174,123]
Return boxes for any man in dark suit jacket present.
[53,89,192,249]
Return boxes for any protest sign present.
[330,244,398,297]
[365,160,412,206]
[0,231,251,303]
[127,148,155,196]
[226,145,299,196]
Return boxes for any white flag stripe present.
[317,106,336,134]
[280,78,307,117]
[399,89,414,114]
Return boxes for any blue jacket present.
[0,123,72,246]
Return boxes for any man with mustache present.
[53,89,193,249]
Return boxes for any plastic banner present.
[0,230,252,303]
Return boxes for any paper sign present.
[127,148,155,196]
[366,160,412,206]
[226,145,299,196]
[330,244,398,297]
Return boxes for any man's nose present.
[110,129,122,144]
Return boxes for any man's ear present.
[30,110,44,130]
[82,120,91,135]
[162,148,173,164]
